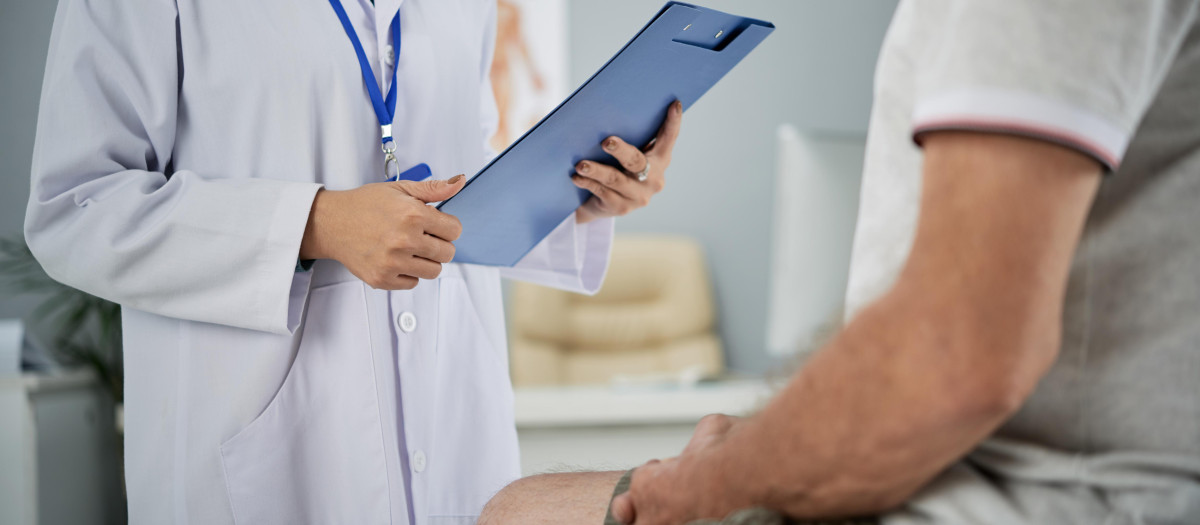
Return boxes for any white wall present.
[566,0,896,373]
[766,127,865,358]
[0,0,58,321]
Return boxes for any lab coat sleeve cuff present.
[499,214,614,295]
[261,182,322,335]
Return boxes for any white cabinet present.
[514,380,773,475]
[0,371,124,525]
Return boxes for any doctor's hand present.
[573,100,683,224]
[299,175,466,289]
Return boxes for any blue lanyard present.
[327,0,431,182]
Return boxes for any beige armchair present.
[509,234,724,386]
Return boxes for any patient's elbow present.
[956,378,1028,420]
[944,340,1058,422]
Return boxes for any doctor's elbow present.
[23,200,84,292]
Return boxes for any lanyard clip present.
[380,125,399,180]
[381,124,394,151]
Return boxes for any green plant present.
[0,234,123,403]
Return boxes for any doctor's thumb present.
[397,174,467,203]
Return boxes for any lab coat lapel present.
[377,0,404,19]
[375,0,404,72]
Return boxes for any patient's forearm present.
[478,471,625,525]
[719,288,1041,518]
[712,132,1101,518]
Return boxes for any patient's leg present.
[480,469,878,525]
[604,470,879,525]
[478,471,626,525]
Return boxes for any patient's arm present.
[478,471,626,525]
[612,131,1104,524]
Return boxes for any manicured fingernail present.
[578,162,590,174]
[447,174,465,184]
[604,138,617,151]
[673,100,683,114]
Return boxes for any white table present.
[514,380,773,475]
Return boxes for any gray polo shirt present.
[846,1,1200,523]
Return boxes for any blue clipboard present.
[438,2,774,266]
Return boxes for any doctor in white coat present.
[23,0,682,523]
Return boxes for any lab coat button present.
[412,450,427,473]
[385,46,395,66]
[398,312,417,333]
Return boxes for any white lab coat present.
[24,0,613,524]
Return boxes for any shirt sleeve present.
[474,0,615,294]
[24,0,321,335]
[909,0,1200,171]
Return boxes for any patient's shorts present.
[603,469,878,525]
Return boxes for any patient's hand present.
[611,414,750,525]
[611,452,731,525]
[682,414,743,455]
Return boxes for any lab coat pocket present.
[220,281,391,525]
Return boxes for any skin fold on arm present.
[479,130,1103,524]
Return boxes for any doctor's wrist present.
[575,207,600,224]
[300,188,338,261]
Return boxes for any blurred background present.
[0,1,896,523]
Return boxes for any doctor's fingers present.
[648,100,684,160]
[408,233,456,264]
[396,255,444,281]
[395,174,467,204]
[372,274,420,291]
[601,136,649,175]
[419,207,464,242]
[575,161,637,199]
[572,175,633,215]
